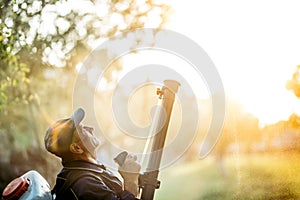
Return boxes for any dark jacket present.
[52,160,139,200]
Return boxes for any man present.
[44,108,140,200]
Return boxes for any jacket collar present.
[62,160,107,171]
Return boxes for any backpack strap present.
[60,172,95,194]
[54,168,104,199]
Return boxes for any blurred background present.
[1,0,300,199]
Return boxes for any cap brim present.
[71,108,85,127]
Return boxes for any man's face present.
[76,125,100,159]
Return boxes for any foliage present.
[1,0,170,67]
[0,37,31,111]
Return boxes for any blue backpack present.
[2,170,52,200]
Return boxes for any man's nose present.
[85,126,94,133]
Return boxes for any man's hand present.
[118,154,141,196]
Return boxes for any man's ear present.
[70,143,84,154]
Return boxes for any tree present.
[214,99,261,155]
[286,65,300,97]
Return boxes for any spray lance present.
[114,80,180,200]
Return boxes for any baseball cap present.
[44,108,85,157]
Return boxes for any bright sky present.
[60,0,300,126]
[163,0,300,125]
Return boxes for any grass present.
[154,152,300,200]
